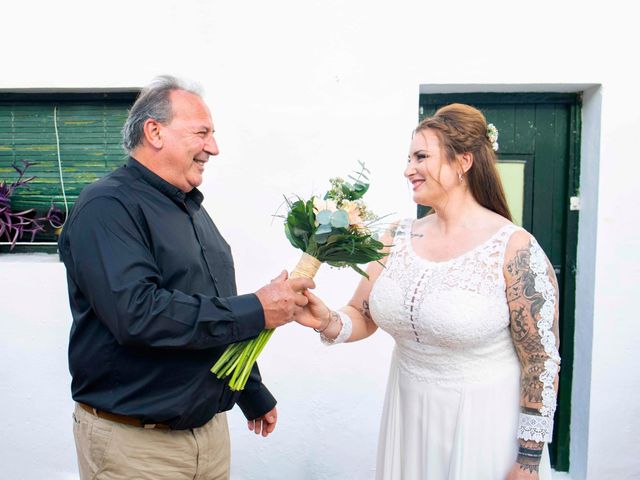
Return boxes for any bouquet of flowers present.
[211,162,387,391]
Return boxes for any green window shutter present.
[0,92,137,251]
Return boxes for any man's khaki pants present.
[72,403,230,480]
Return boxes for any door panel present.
[497,160,526,226]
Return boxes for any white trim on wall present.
[418,83,601,480]
[571,85,602,480]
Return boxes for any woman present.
[295,104,560,480]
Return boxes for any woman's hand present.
[506,463,539,480]
[294,290,331,331]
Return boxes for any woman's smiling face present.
[404,128,459,206]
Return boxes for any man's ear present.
[143,119,163,149]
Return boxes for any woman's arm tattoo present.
[506,246,559,405]
[506,237,561,451]
[361,300,372,320]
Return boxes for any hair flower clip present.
[487,123,499,152]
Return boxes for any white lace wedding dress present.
[369,219,553,480]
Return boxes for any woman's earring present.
[458,173,463,183]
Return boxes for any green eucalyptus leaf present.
[349,182,369,199]
[313,232,330,244]
[358,160,371,174]
[284,224,306,250]
[307,198,316,226]
[354,182,368,193]
[316,223,332,235]
[316,210,333,225]
[331,210,349,228]
[293,226,310,237]
[350,264,369,278]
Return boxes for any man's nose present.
[204,136,219,156]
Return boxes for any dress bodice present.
[369,219,521,386]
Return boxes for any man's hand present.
[255,271,315,330]
[247,407,277,437]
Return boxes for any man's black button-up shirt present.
[59,158,275,429]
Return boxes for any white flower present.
[313,197,337,213]
[487,123,498,143]
[341,200,364,226]
[487,123,499,151]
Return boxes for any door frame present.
[417,92,581,471]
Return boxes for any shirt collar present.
[127,157,204,206]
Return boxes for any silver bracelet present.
[313,313,332,333]
[320,311,352,345]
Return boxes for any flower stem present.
[211,252,321,391]
[233,329,275,390]
[211,342,243,374]
[230,330,268,390]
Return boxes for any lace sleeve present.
[506,235,561,443]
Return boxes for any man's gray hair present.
[122,75,203,153]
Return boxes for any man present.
[58,75,313,479]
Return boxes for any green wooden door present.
[418,92,580,471]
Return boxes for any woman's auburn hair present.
[415,103,512,222]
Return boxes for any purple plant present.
[46,204,65,229]
[0,160,64,250]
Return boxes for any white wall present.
[1,0,639,478]
[0,258,78,480]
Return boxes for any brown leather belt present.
[78,403,171,430]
